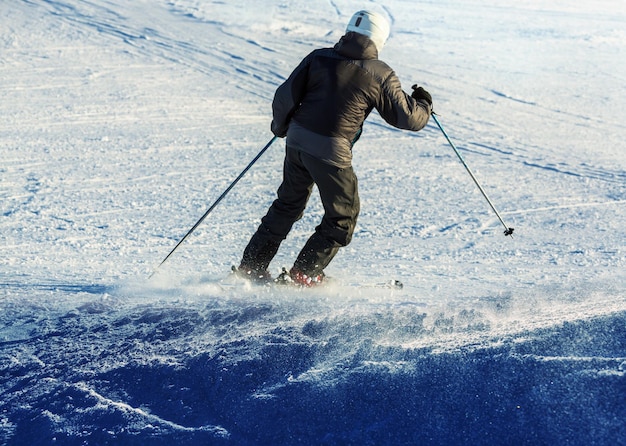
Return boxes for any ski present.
[358,279,404,290]
[230,266,403,290]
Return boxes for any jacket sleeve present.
[375,70,432,132]
[270,52,313,137]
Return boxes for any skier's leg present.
[239,146,314,273]
[292,153,360,277]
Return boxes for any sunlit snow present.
[1,0,625,444]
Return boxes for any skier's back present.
[238,10,433,286]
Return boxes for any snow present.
[1,0,625,444]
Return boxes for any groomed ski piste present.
[1,0,625,444]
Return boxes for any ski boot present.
[231,265,272,285]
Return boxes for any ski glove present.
[270,119,288,138]
[411,85,432,106]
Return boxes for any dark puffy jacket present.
[271,32,432,168]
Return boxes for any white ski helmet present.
[345,10,391,53]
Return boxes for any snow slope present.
[1,0,625,444]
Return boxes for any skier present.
[237,10,433,286]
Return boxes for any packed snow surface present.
[1,0,625,444]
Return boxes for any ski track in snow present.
[1,0,625,444]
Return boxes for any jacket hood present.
[334,32,379,60]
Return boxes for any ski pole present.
[431,113,514,237]
[151,135,279,276]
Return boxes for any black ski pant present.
[240,145,360,276]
